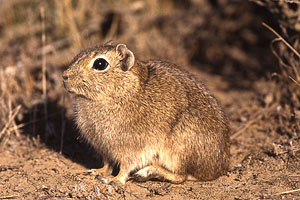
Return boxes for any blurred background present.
[0,0,299,143]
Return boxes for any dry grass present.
[0,63,30,149]
[264,23,300,137]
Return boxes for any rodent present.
[62,41,230,185]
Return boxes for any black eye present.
[92,58,109,71]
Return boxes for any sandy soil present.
[1,72,299,199]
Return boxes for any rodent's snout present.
[62,73,72,93]
[62,74,68,81]
[62,76,74,94]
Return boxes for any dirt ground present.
[0,0,300,199]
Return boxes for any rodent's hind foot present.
[133,166,156,182]
[134,165,187,184]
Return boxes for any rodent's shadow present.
[18,98,103,170]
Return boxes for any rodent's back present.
[140,60,230,179]
[140,59,229,132]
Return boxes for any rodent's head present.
[63,42,139,101]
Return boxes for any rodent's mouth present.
[63,81,75,94]
[66,89,75,94]
[62,81,90,100]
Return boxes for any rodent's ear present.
[116,44,135,71]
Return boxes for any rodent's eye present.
[92,58,109,71]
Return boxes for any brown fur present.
[62,42,230,184]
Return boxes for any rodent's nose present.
[62,74,68,81]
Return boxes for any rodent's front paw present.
[92,163,112,176]
[99,175,126,186]
[99,176,126,195]
[99,176,112,184]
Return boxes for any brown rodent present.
[62,41,230,185]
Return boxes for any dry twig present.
[262,23,300,59]
[289,75,300,87]
[263,22,300,87]
[40,7,48,135]
[274,188,300,196]
[0,105,22,139]
[0,195,18,199]
[60,94,66,154]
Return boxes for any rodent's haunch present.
[62,41,230,184]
